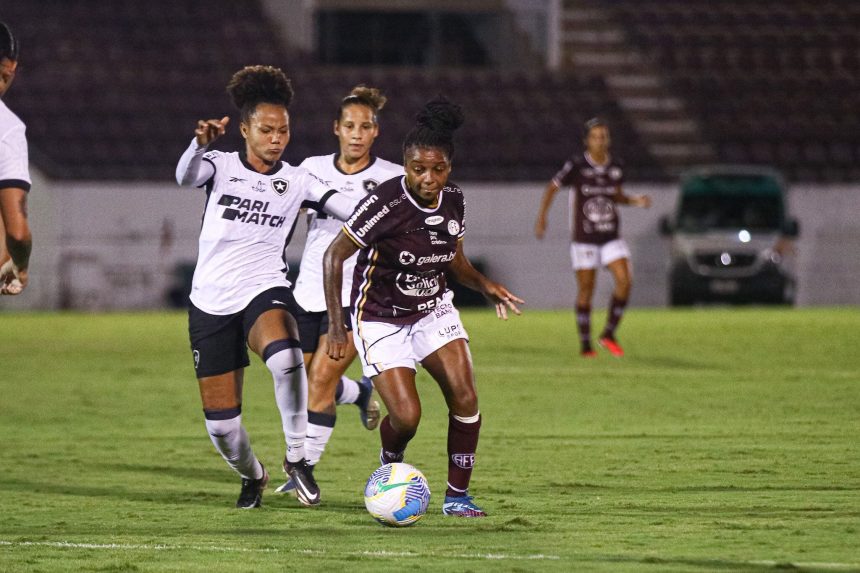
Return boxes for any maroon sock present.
[602,296,628,339]
[379,415,413,463]
[446,413,481,497]
[575,304,592,351]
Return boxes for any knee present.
[204,409,241,436]
[451,388,478,417]
[389,403,421,435]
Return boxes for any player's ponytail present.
[338,85,387,123]
[226,65,294,123]
[402,96,464,160]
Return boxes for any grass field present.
[0,307,858,572]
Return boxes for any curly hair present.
[337,85,387,123]
[0,21,18,61]
[226,65,294,123]
[402,96,465,160]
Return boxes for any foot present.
[598,336,624,357]
[357,376,381,430]
[581,349,597,358]
[442,494,487,517]
[379,448,404,466]
[236,464,269,509]
[283,458,320,506]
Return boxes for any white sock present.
[264,339,307,464]
[306,411,336,466]
[204,414,263,480]
[335,375,361,405]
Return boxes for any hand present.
[534,215,547,240]
[634,194,651,208]
[195,116,230,146]
[325,321,349,360]
[0,257,26,295]
[483,281,524,320]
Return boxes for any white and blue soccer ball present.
[364,463,431,527]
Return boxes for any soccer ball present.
[364,463,431,527]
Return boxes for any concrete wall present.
[2,176,859,311]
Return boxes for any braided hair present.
[402,96,464,160]
[337,85,387,123]
[226,65,294,124]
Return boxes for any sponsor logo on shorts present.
[438,324,461,338]
[451,453,475,469]
[425,215,444,225]
[447,220,461,235]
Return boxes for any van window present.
[677,175,784,232]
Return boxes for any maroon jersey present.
[553,152,625,245]
[342,176,466,325]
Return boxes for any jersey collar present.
[333,153,377,176]
[239,151,283,175]
[401,177,444,213]
[584,151,611,171]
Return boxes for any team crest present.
[447,220,461,236]
[271,178,289,196]
[609,166,623,180]
[363,179,380,193]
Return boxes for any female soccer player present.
[323,98,524,517]
[0,21,32,296]
[175,65,357,509]
[275,86,401,494]
[534,118,650,357]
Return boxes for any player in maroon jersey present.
[323,98,523,517]
[535,118,650,357]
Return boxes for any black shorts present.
[188,287,298,378]
[293,303,352,354]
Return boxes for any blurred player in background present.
[0,21,32,296]
[535,118,650,357]
[175,65,357,509]
[323,98,523,517]
[275,86,401,494]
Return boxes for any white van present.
[660,166,800,306]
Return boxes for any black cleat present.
[357,376,381,430]
[284,458,320,506]
[236,464,269,509]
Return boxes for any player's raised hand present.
[634,194,651,208]
[195,116,230,146]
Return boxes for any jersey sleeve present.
[0,124,31,191]
[175,138,217,188]
[551,158,576,187]
[342,189,400,248]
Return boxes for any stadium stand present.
[609,0,860,181]
[3,0,659,182]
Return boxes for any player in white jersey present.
[0,22,32,296]
[275,86,402,494]
[175,66,356,509]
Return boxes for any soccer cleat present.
[598,336,624,357]
[581,349,598,358]
[284,458,320,506]
[379,448,404,466]
[236,464,269,509]
[357,376,381,430]
[442,494,487,517]
[273,476,296,494]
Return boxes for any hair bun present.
[415,97,464,135]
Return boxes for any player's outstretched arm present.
[448,241,523,320]
[175,116,229,187]
[323,231,360,359]
[615,185,651,208]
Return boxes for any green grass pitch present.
[0,308,858,572]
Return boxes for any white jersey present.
[185,146,339,315]
[0,99,31,191]
[292,154,401,312]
